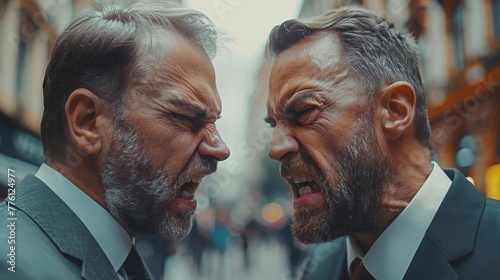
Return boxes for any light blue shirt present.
[346,162,452,280]
[35,164,132,273]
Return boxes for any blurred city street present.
[164,238,292,280]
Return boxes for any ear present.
[379,81,416,141]
[65,88,111,155]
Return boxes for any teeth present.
[293,174,317,184]
[300,174,307,183]
[181,190,193,199]
[191,175,203,183]
[298,185,313,197]
[293,175,307,184]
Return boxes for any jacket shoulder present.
[0,202,82,279]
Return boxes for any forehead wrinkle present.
[269,34,355,111]
[156,59,220,114]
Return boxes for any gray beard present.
[287,116,388,244]
[101,121,193,241]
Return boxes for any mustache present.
[176,155,218,182]
[279,158,324,180]
[191,156,218,173]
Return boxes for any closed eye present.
[298,106,315,115]
[290,106,317,124]
[173,113,203,130]
[264,116,276,128]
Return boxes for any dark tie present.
[119,246,150,280]
[351,258,375,280]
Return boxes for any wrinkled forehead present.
[129,32,221,110]
[271,31,344,72]
[267,32,347,106]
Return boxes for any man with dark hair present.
[0,1,229,279]
[265,6,500,280]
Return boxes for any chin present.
[291,205,333,244]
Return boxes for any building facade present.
[0,0,95,197]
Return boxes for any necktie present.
[119,246,150,280]
[351,258,375,280]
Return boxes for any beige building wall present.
[0,1,21,117]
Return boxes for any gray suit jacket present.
[300,169,500,280]
[0,175,119,280]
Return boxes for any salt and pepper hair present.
[267,6,431,148]
[41,0,218,161]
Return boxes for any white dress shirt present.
[35,164,132,275]
[346,161,452,280]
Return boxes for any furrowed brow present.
[170,99,209,119]
[284,91,315,115]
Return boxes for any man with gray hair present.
[265,6,500,280]
[0,1,229,279]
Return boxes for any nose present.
[268,127,299,162]
[198,128,230,161]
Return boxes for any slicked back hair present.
[266,6,431,148]
[41,0,218,161]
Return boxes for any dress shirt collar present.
[346,161,452,279]
[35,163,132,272]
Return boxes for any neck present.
[351,144,432,253]
[48,158,107,208]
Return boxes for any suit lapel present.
[404,169,485,280]
[15,175,118,280]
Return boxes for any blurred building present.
[248,0,500,212]
[0,0,88,197]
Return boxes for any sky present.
[184,0,304,203]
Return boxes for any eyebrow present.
[281,91,320,119]
[264,91,318,124]
[170,99,221,120]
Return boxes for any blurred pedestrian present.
[184,218,211,276]
[211,210,232,279]
[278,218,305,274]
[136,236,177,280]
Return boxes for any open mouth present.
[177,175,204,200]
[287,174,322,198]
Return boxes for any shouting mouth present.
[285,174,325,207]
[178,175,204,200]
[173,175,205,212]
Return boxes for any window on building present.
[15,39,27,101]
[492,0,500,39]
[0,2,6,81]
[16,8,38,113]
[497,125,500,157]
[451,2,465,70]
[464,0,487,58]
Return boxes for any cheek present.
[297,128,341,158]
[144,129,200,169]
[297,130,344,175]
